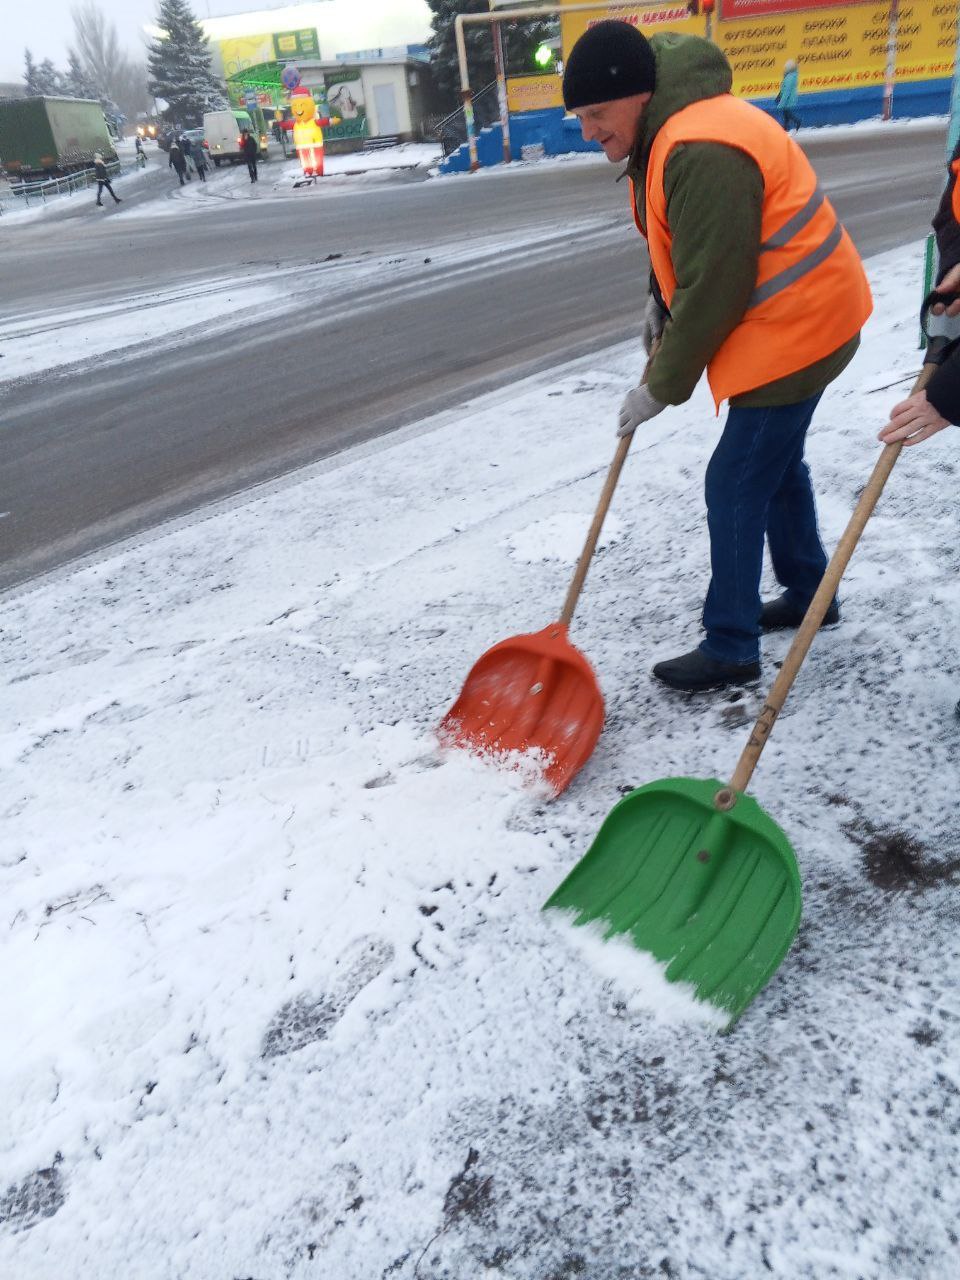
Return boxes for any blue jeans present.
[700,393,830,665]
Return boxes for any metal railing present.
[432,82,499,157]
[0,159,123,214]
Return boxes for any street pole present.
[454,14,480,172]
[491,2,512,165]
[881,0,900,122]
[455,3,671,173]
[704,0,715,42]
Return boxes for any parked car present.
[202,110,268,167]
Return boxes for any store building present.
[294,49,439,149]
[191,1,437,149]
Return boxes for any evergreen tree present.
[147,0,225,127]
[24,49,66,96]
[23,49,39,94]
[427,0,555,111]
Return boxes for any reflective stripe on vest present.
[759,184,824,251]
[750,218,842,308]
[636,94,872,409]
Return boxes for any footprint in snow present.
[0,1160,66,1233]
[260,935,394,1060]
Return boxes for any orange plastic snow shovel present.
[439,399,644,795]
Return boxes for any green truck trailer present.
[0,96,117,179]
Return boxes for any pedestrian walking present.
[93,152,121,206]
[193,146,208,182]
[177,134,193,180]
[135,135,147,169]
[168,141,188,186]
[776,59,801,133]
[562,22,872,692]
[241,129,259,183]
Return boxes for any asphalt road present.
[0,122,948,591]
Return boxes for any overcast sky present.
[2,0,434,83]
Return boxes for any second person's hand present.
[878,389,952,445]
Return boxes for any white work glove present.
[618,383,666,437]
[641,293,668,356]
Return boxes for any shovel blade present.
[544,777,802,1027]
[439,623,604,795]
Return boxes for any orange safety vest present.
[631,94,872,410]
[951,157,960,224]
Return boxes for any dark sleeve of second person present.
[932,138,960,279]
[925,341,960,425]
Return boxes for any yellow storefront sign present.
[506,74,565,112]
[561,4,699,55]
[219,33,275,80]
[561,2,953,101]
[719,1,953,98]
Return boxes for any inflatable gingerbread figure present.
[280,83,340,178]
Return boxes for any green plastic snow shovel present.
[545,344,947,1031]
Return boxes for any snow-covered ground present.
[114,142,445,218]
[0,277,286,383]
[0,213,616,385]
[0,137,443,223]
[2,242,959,1278]
[0,152,157,222]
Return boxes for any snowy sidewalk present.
[121,142,444,215]
[2,244,959,1279]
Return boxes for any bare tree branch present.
[71,2,149,120]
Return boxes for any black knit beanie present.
[562,20,656,110]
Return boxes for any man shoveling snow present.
[563,22,872,693]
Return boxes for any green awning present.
[225,62,285,92]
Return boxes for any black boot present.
[760,592,840,632]
[652,648,760,693]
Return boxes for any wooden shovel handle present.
[717,357,940,807]
[560,431,633,626]
[560,345,659,627]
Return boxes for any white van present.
[202,110,267,166]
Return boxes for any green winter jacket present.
[625,33,858,409]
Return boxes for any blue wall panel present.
[439,79,950,175]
